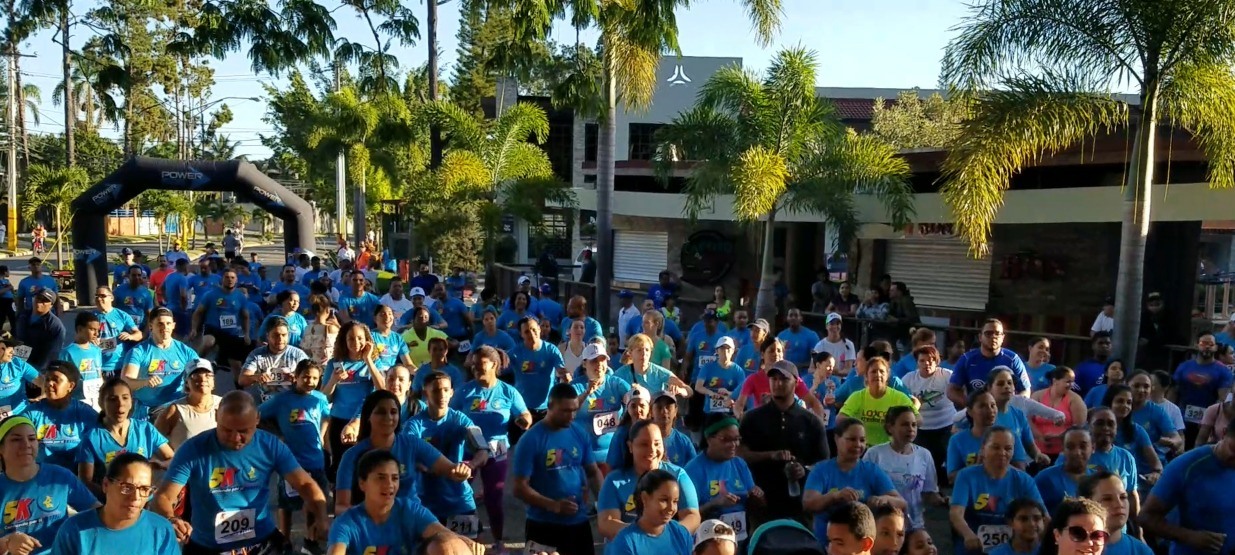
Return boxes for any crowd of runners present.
[0,241,1231,555]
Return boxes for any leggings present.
[327,417,351,486]
[480,456,509,542]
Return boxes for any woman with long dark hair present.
[323,321,386,480]
[602,469,694,555]
[1084,359,1126,409]
[77,378,173,498]
[1102,384,1162,485]
[597,419,700,540]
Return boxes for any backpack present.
[747,519,825,555]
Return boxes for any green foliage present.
[870,91,971,150]
[27,128,124,183]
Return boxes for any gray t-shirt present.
[223,235,241,252]
[240,345,309,402]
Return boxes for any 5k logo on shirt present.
[974,493,1001,512]
[545,447,579,468]
[2,498,32,524]
[362,546,392,555]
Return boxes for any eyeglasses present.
[114,481,156,497]
[1065,526,1109,544]
[981,330,1004,338]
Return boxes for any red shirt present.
[740,370,812,408]
[150,267,175,304]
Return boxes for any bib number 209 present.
[214,509,256,544]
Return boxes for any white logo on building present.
[667,64,691,86]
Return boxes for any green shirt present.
[839,388,917,445]
[652,340,674,368]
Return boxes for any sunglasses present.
[1066,526,1109,543]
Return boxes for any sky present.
[14,0,970,160]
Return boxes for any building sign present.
[903,223,956,237]
[500,215,515,234]
[666,64,692,86]
[679,230,735,285]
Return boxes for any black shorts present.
[184,530,285,555]
[277,467,329,511]
[206,327,253,363]
[525,519,593,555]
[224,250,236,260]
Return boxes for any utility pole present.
[6,51,16,251]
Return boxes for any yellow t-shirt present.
[839,388,917,445]
[402,327,448,366]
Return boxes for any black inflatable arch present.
[71,156,315,302]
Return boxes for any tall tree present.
[22,0,76,166]
[332,0,419,97]
[941,0,1235,363]
[23,163,89,265]
[655,48,915,321]
[52,55,120,134]
[869,91,970,150]
[514,0,782,325]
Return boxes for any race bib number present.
[527,541,557,555]
[214,509,256,544]
[592,410,619,436]
[283,480,299,498]
[698,356,717,366]
[489,438,510,462]
[220,314,239,329]
[1185,404,1206,423]
[709,396,732,413]
[446,514,480,539]
[99,337,118,352]
[0,405,11,419]
[12,345,31,360]
[458,340,472,353]
[977,525,1012,553]
[81,379,103,409]
[720,511,748,541]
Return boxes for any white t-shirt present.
[1155,399,1186,431]
[617,306,641,348]
[902,368,956,431]
[337,246,355,262]
[812,337,857,371]
[381,294,416,322]
[294,266,309,282]
[862,443,939,531]
[1091,312,1114,334]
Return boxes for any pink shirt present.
[1202,403,1231,441]
[740,371,812,408]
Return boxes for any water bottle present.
[785,463,801,497]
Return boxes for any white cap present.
[624,384,651,405]
[190,359,214,374]
[517,275,532,285]
[715,336,736,351]
[694,519,738,551]
[582,342,609,361]
[409,287,426,297]
[826,312,843,324]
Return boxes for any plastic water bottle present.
[786,463,801,497]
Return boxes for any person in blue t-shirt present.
[430,283,472,340]
[496,291,536,341]
[647,271,678,309]
[0,338,41,418]
[947,319,1032,407]
[23,361,97,470]
[512,384,604,555]
[0,266,14,331]
[411,337,465,395]
[338,271,382,328]
[0,415,100,555]
[949,426,1044,555]
[161,260,194,335]
[151,391,331,554]
[506,318,567,413]
[93,288,143,379]
[323,322,388,481]
[684,416,763,542]
[16,257,58,315]
[603,468,695,555]
[1035,427,1094,512]
[75,378,175,497]
[122,308,198,414]
[260,290,309,348]
[651,392,698,466]
[597,419,700,540]
[112,266,155,329]
[370,305,411,373]
[109,248,149,286]
[986,498,1047,555]
[686,310,730,383]
[60,312,105,410]
[471,308,516,354]
[777,309,821,369]
[537,286,565,332]
[327,449,484,555]
[403,371,491,530]
[803,419,902,544]
[266,264,311,308]
[51,452,180,555]
[1078,471,1153,555]
[191,268,253,372]
[694,337,745,416]
[1141,422,1235,555]
[259,359,331,550]
[560,295,605,343]
[1172,332,1233,447]
[571,343,633,463]
[1126,372,1184,463]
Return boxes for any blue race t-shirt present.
[613,363,676,396]
[435,297,471,338]
[598,462,699,524]
[0,463,98,554]
[76,419,169,477]
[16,274,57,311]
[777,327,821,368]
[1102,535,1154,555]
[1132,401,1178,464]
[511,421,595,525]
[161,272,190,312]
[1033,464,1092,513]
[123,339,198,410]
[258,390,330,471]
[495,310,533,341]
[683,455,757,521]
[24,399,97,469]
[451,380,529,459]
[112,283,155,328]
[371,329,410,372]
[338,292,382,327]
[51,509,180,555]
[471,329,515,354]
[1026,363,1056,392]
[326,359,377,420]
[946,429,1029,475]
[189,274,221,304]
[0,276,13,300]
[403,408,480,519]
[0,357,39,417]
[537,299,564,331]
[94,308,138,375]
[696,361,746,414]
[1150,445,1235,555]
[560,316,605,343]
[197,287,249,337]
[949,348,1032,395]
[164,429,301,550]
[335,434,444,501]
[686,327,729,381]
[1173,359,1234,423]
[572,376,633,460]
[950,465,1043,555]
[60,343,104,404]
[506,341,566,411]
[327,497,438,555]
[604,519,694,555]
[804,459,897,542]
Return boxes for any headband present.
[0,416,33,441]
[704,417,739,438]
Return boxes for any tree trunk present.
[54,205,63,268]
[754,213,778,322]
[13,58,28,168]
[61,9,73,167]
[427,0,443,169]
[1112,82,1160,366]
[594,48,616,327]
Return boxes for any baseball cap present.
[747,318,770,334]
[1147,291,1163,302]
[190,359,214,375]
[618,290,633,299]
[826,312,843,324]
[35,289,57,303]
[409,287,426,297]
[27,257,41,266]
[581,342,609,361]
[653,389,677,404]
[120,247,133,255]
[716,336,736,351]
[702,309,718,321]
[517,275,532,285]
[540,283,552,294]
[624,384,651,405]
[694,520,738,551]
[768,359,799,380]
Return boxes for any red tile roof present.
[830,97,895,121]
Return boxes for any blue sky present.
[15,0,969,159]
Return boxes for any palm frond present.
[731,145,789,221]
[739,0,783,46]
[606,30,661,110]
[1161,61,1235,190]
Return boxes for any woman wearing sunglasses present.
[50,452,179,554]
[1037,497,1109,555]
[1078,470,1153,555]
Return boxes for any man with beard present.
[1170,332,1231,449]
[946,318,1032,407]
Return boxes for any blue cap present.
[540,283,552,294]
[618,290,633,299]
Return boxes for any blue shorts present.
[277,467,329,511]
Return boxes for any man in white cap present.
[398,286,446,330]
[692,519,738,555]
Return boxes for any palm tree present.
[655,48,915,321]
[23,163,89,266]
[52,57,119,133]
[940,0,1235,362]
[426,100,576,272]
[203,134,239,160]
[514,0,782,324]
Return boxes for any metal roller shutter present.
[614,230,669,283]
[886,238,991,311]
